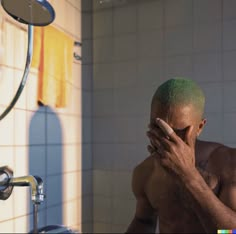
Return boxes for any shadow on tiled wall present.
[28,106,63,230]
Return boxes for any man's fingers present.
[155,118,179,142]
[156,118,174,136]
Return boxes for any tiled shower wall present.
[91,0,236,233]
[0,0,92,233]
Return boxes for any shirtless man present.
[126,78,236,233]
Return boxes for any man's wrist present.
[179,167,203,187]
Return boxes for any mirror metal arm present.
[0,24,34,121]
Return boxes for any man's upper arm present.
[131,164,157,221]
[218,148,236,212]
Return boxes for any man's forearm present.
[182,168,236,232]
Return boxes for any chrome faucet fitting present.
[9,175,45,204]
[0,166,45,204]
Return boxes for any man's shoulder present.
[205,141,236,179]
[132,156,155,186]
[133,156,155,177]
[131,156,155,197]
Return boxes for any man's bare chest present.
[145,160,220,213]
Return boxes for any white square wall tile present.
[14,28,26,69]
[93,143,114,170]
[93,170,112,197]
[0,67,14,106]
[0,197,14,221]
[63,172,79,201]
[133,85,156,116]
[193,0,221,24]
[63,145,80,172]
[14,146,28,176]
[199,113,222,143]
[113,6,136,35]
[14,216,29,233]
[82,195,92,222]
[82,0,92,11]
[223,82,236,112]
[193,23,221,53]
[93,196,112,223]
[72,63,82,89]
[47,145,63,175]
[14,109,27,145]
[82,64,92,90]
[82,117,91,144]
[112,198,135,225]
[93,37,112,63]
[93,223,112,233]
[82,39,93,64]
[26,71,43,112]
[82,170,92,195]
[165,27,193,56]
[113,34,137,62]
[93,10,112,38]
[46,175,63,206]
[223,0,236,20]
[112,171,134,199]
[75,10,82,37]
[92,117,114,143]
[93,63,113,90]
[165,0,193,27]
[0,110,14,146]
[14,70,27,109]
[113,87,139,116]
[82,144,92,170]
[138,0,163,31]
[200,83,223,113]
[137,58,163,88]
[46,113,63,144]
[27,111,46,145]
[113,61,137,88]
[223,113,236,144]
[138,30,163,59]
[0,147,14,169]
[112,224,128,233]
[223,20,236,51]
[223,51,236,81]
[82,91,91,117]
[62,115,82,144]
[4,22,15,67]
[13,186,29,217]
[63,200,79,227]
[135,115,150,144]
[46,205,63,225]
[193,53,222,82]
[165,55,193,79]
[113,143,138,171]
[93,0,112,11]
[28,145,46,177]
[82,13,92,40]
[52,0,66,29]
[0,220,14,233]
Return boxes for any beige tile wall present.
[0,0,87,233]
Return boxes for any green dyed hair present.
[152,77,205,116]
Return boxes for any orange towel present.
[32,25,74,107]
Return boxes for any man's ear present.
[197,118,207,136]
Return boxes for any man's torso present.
[143,140,225,233]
